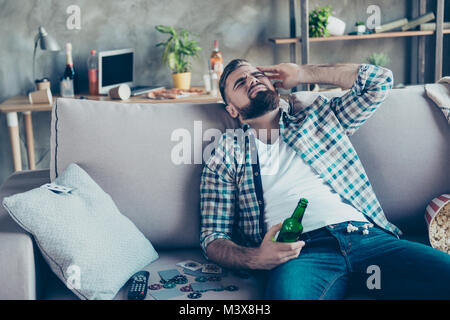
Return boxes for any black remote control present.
[127,271,149,300]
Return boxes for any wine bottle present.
[64,43,75,80]
[60,43,75,97]
[62,42,79,94]
[210,40,223,77]
[276,198,308,242]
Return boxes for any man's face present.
[224,64,279,120]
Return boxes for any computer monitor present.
[98,48,134,95]
[98,48,164,96]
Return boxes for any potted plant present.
[309,5,333,37]
[309,6,346,37]
[309,6,332,37]
[355,21,366,34]
[155,25,202,89]
[365,52,390,67]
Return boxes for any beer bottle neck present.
[292,206,306,222]
[292,199,308,222]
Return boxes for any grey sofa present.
[0,84,449,300]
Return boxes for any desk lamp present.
[32,26,61,85]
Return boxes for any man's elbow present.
[368,67,394,104]
[378,66,394,91]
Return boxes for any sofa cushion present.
[50,98,240,250]
[2,163,159,300]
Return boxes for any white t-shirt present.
[255,135,367,233]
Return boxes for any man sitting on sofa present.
[199,59,450,299]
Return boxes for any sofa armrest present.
[0,170,51,299]
[0,216,37,299]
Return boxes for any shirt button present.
[258,200,263,205]
[254,172,259,176]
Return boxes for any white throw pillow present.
[2,163,159,300]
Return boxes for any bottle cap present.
[90,50,96,55]
[214,40,218,49]
[298,198,308,207]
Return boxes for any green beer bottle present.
[276,198,308,242]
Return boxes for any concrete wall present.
[0,0,443,185]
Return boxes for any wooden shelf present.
[273,0,446,87]
[269,29,450,45]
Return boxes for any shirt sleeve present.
[199,137,237,258]
[329,64,394,137]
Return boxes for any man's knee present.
[264,282,320,300]
[264,263,320,300]
[264,268,347,300]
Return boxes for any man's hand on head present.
[257,63,302,90]
[257,63,362,90]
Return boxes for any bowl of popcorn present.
[425,194,450,254]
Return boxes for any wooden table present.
[0,91,223,172]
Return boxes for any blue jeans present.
[264,221,450,300]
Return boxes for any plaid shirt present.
[200,64,402,256]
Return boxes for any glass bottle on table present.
[64,43,75,80]
[210,40,223,78]
[210,70,219,97]
[60,43,75,97]
[87,50,99,96]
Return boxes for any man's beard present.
[238,88,280,120]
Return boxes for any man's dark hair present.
[219,58,250,105]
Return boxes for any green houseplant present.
[366,52,390,67]
[155,25,202,89]
[309,5,333,38]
